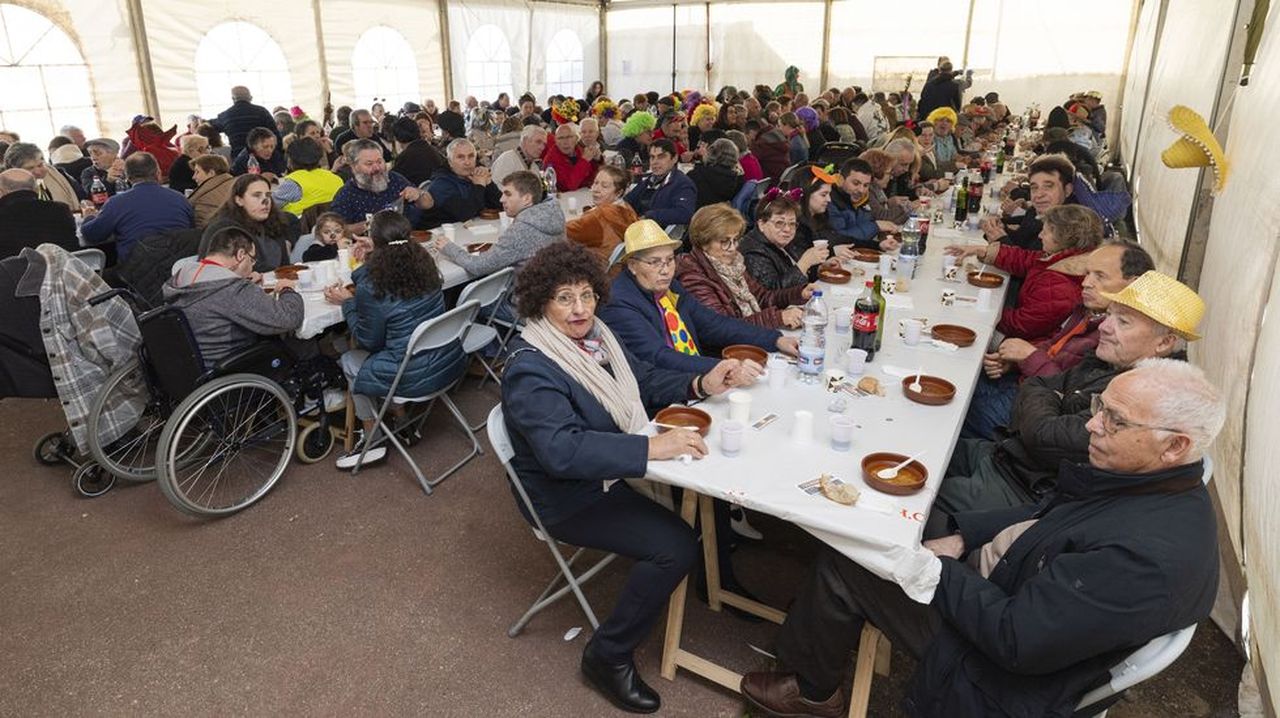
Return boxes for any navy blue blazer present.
[501,338,694,526]
[598,269,780,374]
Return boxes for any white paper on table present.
[886,294,914,310]
[880,364,915,378]
[467,225,499,236]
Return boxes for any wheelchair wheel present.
[155,374,297,517]
[73,462,116,498]
[87,360,166,483]
[296,422,335,464]
[34,431,72,466]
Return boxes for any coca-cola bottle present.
[89,175,108,207]
[629,152,645,179]
[852,281,879,362]
[247,155,261,175]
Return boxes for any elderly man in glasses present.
[932,270,1205,524]
[742,357,1224,718]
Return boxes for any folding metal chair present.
[486,405,617,637]
[347,300,484,495]
[457,267,517,390]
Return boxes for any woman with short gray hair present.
[687,138,745,209]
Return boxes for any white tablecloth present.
[645,232,1007,603]
[295,188,593,340]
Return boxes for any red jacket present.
[740,152,764,182]
[651,129,689,157]
[541,143,598,192]
[995,244,1090,343]
[1017,305,1105,379]
[675,249,806,329]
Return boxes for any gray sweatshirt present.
[162,261,305,367]
[439,197,566,278]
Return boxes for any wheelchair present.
[82,288,345,516]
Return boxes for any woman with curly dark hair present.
[200,174,300,272]
[323,211,467,469]
[501,241,753,712]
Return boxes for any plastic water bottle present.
[797,335,824,383]
[544,165,558,197]
[247,154,260,175]
[804,290,828,340]
[899,218,921,280]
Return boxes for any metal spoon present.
[877,450,927,480]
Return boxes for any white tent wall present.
[142,0,325,130]
[1118,0,1162,166]
[320,0,447,110]
[1188,0,1280,703]
[529,3,600,101]
[1127,0,1239,275]
[707,1,824,95]
[10,0,146,139]
[606,4,706,100]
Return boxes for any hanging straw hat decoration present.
[1161,105,1230,194]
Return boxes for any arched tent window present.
[545,29,584,99]
[352,26,420,110]
[465,25,513,102]
[0,4,97,143]
[195,21,292,119]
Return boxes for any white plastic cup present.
[834,310,852,333]
[829,415,855,452]
[976,287,993,310]
[767,356,788,389]
[567,195,580,213]
[845,348,868,375]
[296,268,314,290]
[878,254,894,277]
[337,247,352,270]
[791,410,814,443]
[720,420,745,457]
[727,391,752,424]
[813,239,829,253]
[443,223,457,241]
[902,319,924,346]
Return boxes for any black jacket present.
[687,164,744,209]
[993,352,1187,498]
[0,253,56,398]
[213,100,279,157]
[739,228,809,290]
[0,190,78,259]
[113,227,205,307]
[916,72,963,122]
[908,459,1217,717]
[392,139,447,187]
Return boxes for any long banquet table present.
[646,222,1009,692]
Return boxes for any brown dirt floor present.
[0,388,1242,716]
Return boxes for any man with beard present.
[330,139,429,234]
[827,158,899,251]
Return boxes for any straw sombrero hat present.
[1099,271,1205,341]
[1162,105,1229,194]
[620,219,681,261]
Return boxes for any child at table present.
[303,212,353,263]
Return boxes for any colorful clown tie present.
[658,292,699,355]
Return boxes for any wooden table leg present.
[847,624,883,718]
[660,489,700,680]
[698,493,723,612]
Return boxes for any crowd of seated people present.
[9,69,1227,718]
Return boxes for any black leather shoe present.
[581,644,660,713]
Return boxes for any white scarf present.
[521,316,673,507]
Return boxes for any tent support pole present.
[125,0,159,121]
[671,4,677,94]
[705,2,711,92]
[438,0,454,102]
[820,0,833,91]
[311,0,331,110]
[600,0,609,89]
[961,0,977,69]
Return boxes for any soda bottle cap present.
[865,280,874,287]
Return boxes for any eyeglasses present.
[717,236,741,250]
[632,256,676,270]
[767,218,798,230]
[1089,394,1182,436]
[552,291,598,308]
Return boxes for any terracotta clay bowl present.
[967,271,1005,289]
[901,375,956,406]
[819,266,853,284]
[722,344,769,367]
[861,451,928,495]
[654,406,712,437]
[930,324,977,347]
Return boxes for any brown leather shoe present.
[740,671,843,718]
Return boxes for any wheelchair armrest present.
[205,340,296,382]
